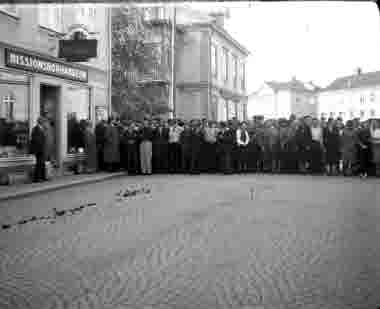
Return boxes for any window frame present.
[38,5,63,34]
[211,44,218,79]
[240,61,246,91]
[232,55,238,89]
[222,47,229,83]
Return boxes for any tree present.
[112,6,171,120]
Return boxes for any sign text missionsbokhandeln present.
[5,49,88,82]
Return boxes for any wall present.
[290,91,317,118]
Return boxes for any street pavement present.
[0,174,379,309]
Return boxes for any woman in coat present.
[103,119,120,172]
[323,119,341,175]
[340,120,357,176]
[83,121,98,173]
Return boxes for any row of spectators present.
[88,115,380,178]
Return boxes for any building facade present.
[0,4,111,177]
[317,70,380,121]
[248,78,319,119]
[175,8,249,121]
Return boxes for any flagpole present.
[169,5,176,119]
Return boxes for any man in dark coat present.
[189,120,203,174]
[30,117,47,182]
[95,120,107,171]
[356,120,372,178]
[152,119,170,174]
[218,122,235,174]
[295,116,313,173]
[121,123,140,175]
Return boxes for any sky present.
[190,1,380,94]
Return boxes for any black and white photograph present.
[0,1,380,308]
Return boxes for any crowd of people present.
[90,115,380,178]
[30,114,380,182]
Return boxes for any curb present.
[0,172,127,202]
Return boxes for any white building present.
[318,70,380,121]
[247,77,319,119]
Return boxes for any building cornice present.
[181,22,250,56]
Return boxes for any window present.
[0,84,29,157]
[360,95,365,104]
[0,5,19,18]
[227,100,236,119]
[211,44,218,79]
[370,109,376,117]
[232,55,238,88]
[1,93,15,120]
[360,110,365,118]
[349,110,354,119]
[240,61,246,91]
[222,48,229,82]
[237,102,244,120]
[370,92,375,102]
[38,6,63,33]
[295,97,300,103]
[217,98,227,121]
[88,8,96,18]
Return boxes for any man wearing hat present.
[30,117,47,182]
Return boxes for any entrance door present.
[40,84,59,163]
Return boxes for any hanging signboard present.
[58,39,98,62]
[5,48,88,82]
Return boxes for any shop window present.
[66,87,90,153]
[1,93,15,120]
[0,85,29,158]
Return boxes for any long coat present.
[30,125,46,156]
[340,128,357,163]
[44,122,55,161]
[84,128,98,171]
[103,125,120,164]
[323,127,341,164]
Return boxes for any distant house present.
[248,77,319,119]
[318,69,380,121]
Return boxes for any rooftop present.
[266,78,321,93]
[322,70,380,92]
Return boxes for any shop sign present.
[5,49,88,82]
[58,39,98,62]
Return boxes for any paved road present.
[0,174,379,309]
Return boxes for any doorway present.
[40,84,60,163]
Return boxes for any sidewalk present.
[0,172,126,202]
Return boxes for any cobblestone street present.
[0,174,380,309]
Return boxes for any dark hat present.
[346,120,354,128]
[220,121,227,128]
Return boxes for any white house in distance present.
[247,77,319,119]
[318,69,380,121]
